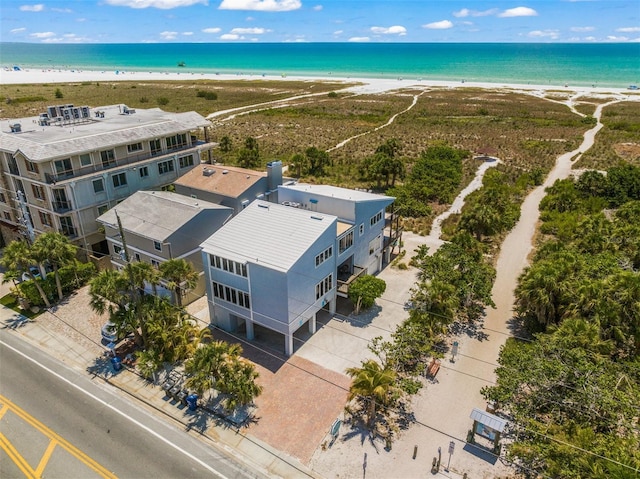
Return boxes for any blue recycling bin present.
[111,356,122,372]
[186,394,198,411]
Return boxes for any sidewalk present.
[0,302,318,479]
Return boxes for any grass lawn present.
[0,293,42,320]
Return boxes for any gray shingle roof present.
[200,200,337,272]
[0,105,209,162]
[96,190,232,241]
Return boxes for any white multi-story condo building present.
[0,104,214,258]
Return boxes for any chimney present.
[267,160,283,192]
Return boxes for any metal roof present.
[0,105,210,162]
[280,183,395,203]
[97,190,232,242]
[200,200,337,272]
[469,408,507,433]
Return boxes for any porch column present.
[246,318,254,340]
[329,297,336,314]
[309,313,317,334]
[285,333,294,357]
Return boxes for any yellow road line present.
[0,394,117,479]
[0,403,9,420]
[0,431,37,479]
[35,439,58,477]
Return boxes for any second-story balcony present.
[337,265,366,297]
[44,140,211,184]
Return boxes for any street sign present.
[448,441,455,455]
[452,342,459,356]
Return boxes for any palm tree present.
[32,232,77,301]
[159,259,199,307]
[219,359,262,412]
[88,269,130,316]
[346,359,398,426]
[1,240,51,308]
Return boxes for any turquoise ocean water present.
[2,42,639,88]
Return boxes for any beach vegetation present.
[219,135,232,153]
[54,88,63,99]
[196,90,218,100]
[481,165,640,477]
[139,96,149,103]
[156,96,169,106]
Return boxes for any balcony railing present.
[337,265,366,296]
[44,140,210,184]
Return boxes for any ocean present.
[2,42,639,88]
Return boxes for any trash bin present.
[186,394,198,411]
[111,356,122,372]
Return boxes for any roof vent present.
[203,168,215,177]
[222,170,229,175]
[10,123,22,133]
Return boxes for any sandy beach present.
[2,66,636,97]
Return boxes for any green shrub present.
[139,97,149,103]
[55,88,63,99]
[196,90,218,100]
[157,97,169,106]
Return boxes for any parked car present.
[21,266,42,283]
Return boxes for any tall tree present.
[219,135,232,153]
[1,240,51,308]
[346,359,399,426]
[32,232,77,301]
[159,258,199,308]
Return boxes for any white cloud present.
[182,31,193,35]
[348,36,370,42]
[202,27,222,33]
[230,27,269,34]
[219,0,301,11]
[220,33,242,40]
[607,35,628,41]
[333,30,343,35]
[584,36,596,41]
[499,7,538,18]
[371,25,406,36]
[51,7,73,13]
[528,29,560,39]
[313,5,322,11]
[104,0,207,9]
[160,31,178,39]
[76,18,87,22]
[423,20,453,30]
[20,4,44,12]
[11,27,27,33]
[30,31,55,38]
[616,27,640,33]
[453,8,497,18]
[570,26,595,32]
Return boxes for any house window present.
[150,139,162,156]
[315,273,333,300]
[31,184,45,200]
[370,210,383,227]
[167,133,187,150]
[339,231,354,254]
[60,216,77,237]
[359,223,364,236]
[0,192,5,203]
[211,281,250,309]
[151,259,160,268]
[112,173,127,188]
[158,160,174,175]
[113,245,122,255]
[209,255,247,277]
[139,166,149,178]
[315,246,333,267]
[100,149,116,168]
[80,153,92,167]
[127,142,143,153]
[134,253,141,262]
[4,212,12,221]
[26,160,39,173]
[54,158,73,177]
[97,204,108,215]
[39,211,52,227]
[179,155,194,168]
[154,241,162,251]
[93,178,105,193]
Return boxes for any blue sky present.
[2,0,639,44]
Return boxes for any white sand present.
[1,67,636,97]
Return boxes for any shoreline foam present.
[2,67,637,96]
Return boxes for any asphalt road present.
[0,329,268,479]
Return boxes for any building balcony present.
[44,140,211,184]
[337,265,366,297]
